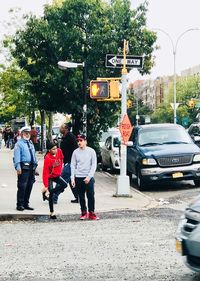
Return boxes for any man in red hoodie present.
[42,141,68,219]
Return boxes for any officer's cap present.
[20,126,31,133]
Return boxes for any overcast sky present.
[0,0,200,81]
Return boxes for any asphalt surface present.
[1,208,200,281]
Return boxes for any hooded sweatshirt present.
[42,148,64,188]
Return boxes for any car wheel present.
[127,170,132,183]
[194,179,200,187]
[109,159,115,174]
[136,168,146,191]
[101,162,107,172]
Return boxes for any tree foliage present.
[5,0,156,147]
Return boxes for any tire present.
[109,159,115,174]
[136,168,146,191]
[127,170,132,183]
[194,179,200,187]
[101,162,107,172]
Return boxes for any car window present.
[113,137,120,147]
[190,125,200,136]
[138,127,192,146]
[52,127,60,135]
[105,136,112,149]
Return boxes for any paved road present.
[0,208,200,281]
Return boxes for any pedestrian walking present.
[13,126,38,211]
[71,134,98,220]
[42,141,68,219]
[30,125,38,151]
[53,122,79,204]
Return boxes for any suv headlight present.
[142,158,157,165]
[193,154,200,162]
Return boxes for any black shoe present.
[71,199,79,203]
[42,192,49,201]
[16,206,24,211]
[50,215,57,219]
[53,200,58,204]
[24,206,34,210]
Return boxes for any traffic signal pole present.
[116,40,131,197]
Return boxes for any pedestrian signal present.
[90,81,109,99]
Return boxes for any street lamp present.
[155,28,200,124]
[57,60,87,135]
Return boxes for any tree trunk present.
[47,111,53,141]
[40,109,46,152]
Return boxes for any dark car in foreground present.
[176,196,200,272]
[127,123,200,190]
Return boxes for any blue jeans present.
[53,164,78,201]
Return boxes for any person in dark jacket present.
[53,122,79,204]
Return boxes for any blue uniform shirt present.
[13,138,38,170]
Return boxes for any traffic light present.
[110,80,120,99]
[188,99,195,108]
[127,99,132,108]
[90,80,109,99]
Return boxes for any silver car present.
[101,134,121,172]
[176,196,200,272]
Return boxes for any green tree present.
[0,64,34,123]
[7,0,156,148]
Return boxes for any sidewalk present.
[0,147,157,220]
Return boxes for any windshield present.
[138,127,192,146]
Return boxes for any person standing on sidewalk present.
[71,134,98,220]
[53,122,79,204]
[42,141,68,219]
[13,126,38,211]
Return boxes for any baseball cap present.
[20,126,31,133]
[76,134,87,141]
[46,141,57,150]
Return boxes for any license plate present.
[175,239,182,254]
[172,172,183,178]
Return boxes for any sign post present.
[115,40,132,197]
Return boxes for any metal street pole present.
[116,40,131,197]
[155,28,200,124]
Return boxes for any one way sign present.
[106,54,143,69]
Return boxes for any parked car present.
[52,126,62,145]
[187,122,200,147]
[176,196,200,272]
[101,134,121,172]
[127,123,200,190]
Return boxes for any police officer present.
[13,126,38,211]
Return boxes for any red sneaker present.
[80,212,88,220]
[88,212,99,220]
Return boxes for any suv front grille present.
[187,255,200,267]
[157,155,193,167]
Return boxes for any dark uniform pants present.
[17,169,35,208]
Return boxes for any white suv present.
[101,134,121,172]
